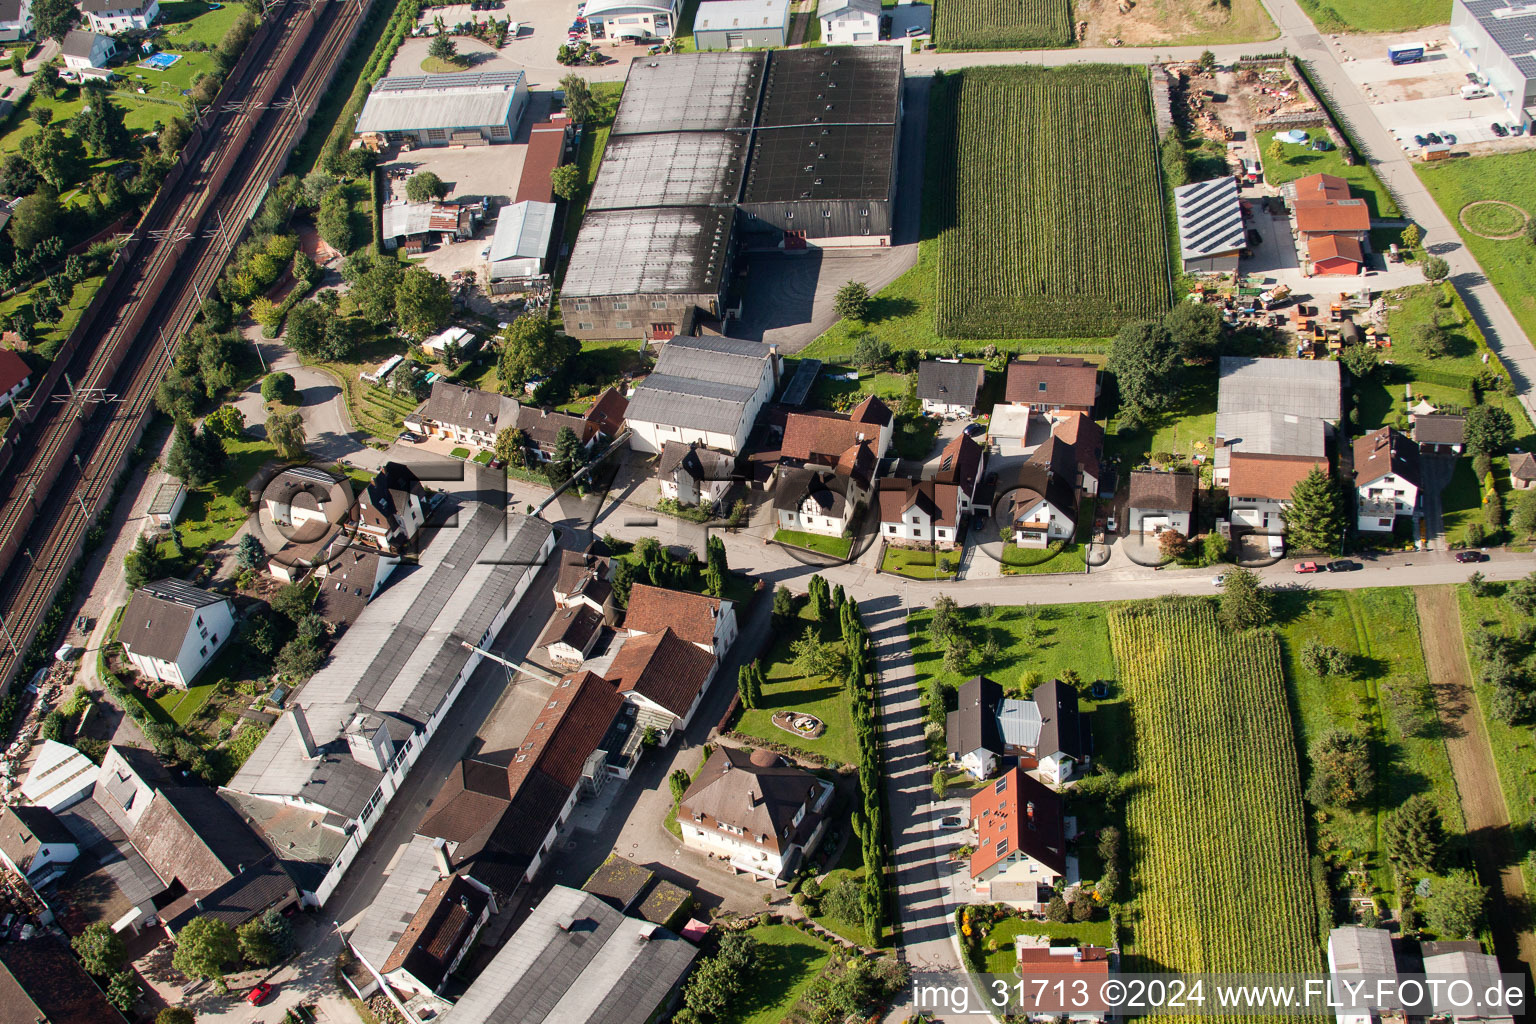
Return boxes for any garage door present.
[1231,507,1263,528]
[727,32,744,46]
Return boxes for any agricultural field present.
[1108,599,1324,978]
[1295,0,1447,32]
[930,67,1172,340]
[933,0,1074,50]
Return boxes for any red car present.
[247,982,274,1006]
[1455,550,1489,563]
[1293,561,1321,574]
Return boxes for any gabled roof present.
[1228,452,1326,501]
[1353,427,1420,488]
[935,432,985,494]
[1174,175,1246,259]
[314,545,392,627]
[876,478,960,528]
[0,805,72,873]
[1308,232,1364,263]
[536,604,605,653]
[1032,678,1087,761]
[130,786,274,894]
[659,441,736,484]
[1128,469,1197,513]
[655,334,774,389]
[1217,409,1327,459]
[582,853,656,913]
[1007,460,1077,522]
[1511,451,1536,482]
[0,937,124,1024]
[775,466,856,518]
[945,676,1002,758]
[160,853,298,934]
[1051,412,1102,482]
[1411,413,1465,447]
[118,581,228,662]
[263,466,353,521]
[1295,173,1351,201]
[605,628,717,717]
[1005,357,1098,408]
[782,405,886,463]
[419,380,520,434]
[554,548,613,606]
[817,0,879,17]
[0,349,25,395]
[381,875,489,990]
[488,200,556,263]
[1294,199,1370,234]
[677,747,828,854]
[969,768,1066,878]
[849,393,893,427]
[355,461,427,541]
[623,584,729,650]
[587,387,629,437]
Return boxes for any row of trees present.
[171,910,295,992]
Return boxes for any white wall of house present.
[63,35,116,68]
[1229,497,1288,533]
[662,472,731,508]
[922,399,972,417]
[631,420,749,456]
[776,503,849,538]
[954,746,997,780]
[821,7,878,43]
[0,838,77,883]
[1358,474,1418,519]
[1127,506,1192,537]
[124,599,234,689]
[880,509,957,549]
[384,891,493,997]
[975,852,1062,910]
[1038,752,1078,786]
[0,0,32,38]
[1011,500,1073,547]
[85,0,157,31]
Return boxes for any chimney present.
[433,837,453,878]
[769,344,782,389]
[290,707,319,759]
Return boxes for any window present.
[199,627,208,639]
[822,209,832,218]
[995,775,1008,793]
[651,300,668,310]
[616,321,632,329]
[613,301,629,310]
[199,646,207,657]
[575,301,591,312]
[996,839,1009,857]
[910,516,919,524]
[1038,382,1047,392]
[578,322,594,331]
[210,634,218,644]
[886,524,897,533]
[784,210,794,219]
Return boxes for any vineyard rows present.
[1107,602,1325,1002]
[933,0,1074,50]
[932,67,1173,339]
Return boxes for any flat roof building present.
[588,131,748,211]
[356,71,529,147]
[694,0,793,49]
[1452,0,1536,128]
[610,52,766,135]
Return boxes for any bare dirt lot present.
[1079,0,1278,48]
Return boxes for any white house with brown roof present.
[405,381,521,448]
[118,580,234,688]
[1353,427,1421,533]
[1127,469,1197,538]
[354,462,429,553]
[969,767,1069,911]
[677,747,833,881]
[1004,357,1100,415]
[780,396,892,467]
[536,604,606,666]
[81,0,158,32]
[553,546,616,621]
[604,627,718,740]
[774,467,861,537]
[877,479,963,549]
[1004,439,1078,548]
[658,442,734,509]
[263,466,354,532]
[623,583,737,657]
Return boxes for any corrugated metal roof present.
[611,52,765,136]
[741,123,896,204]
[653,334,773,388]
[696,0,792,31]
[489,200,556,262]
[1217,357,1341,427]
[1173,176,1245,259]
[561,206,732,298]
[589,132,747,211]
[357,73,524,134]
[349,834,445,972]
[996,697,1042,749]
[1214,410,1326,458]
[625,374,759,435]
[755,46,902,128]
[1328,927,1396,975]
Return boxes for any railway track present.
[0,0,367,690]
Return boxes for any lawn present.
[722,923,833,1024]
[1417,150,1536,345]
[0,273,106,363]
[973,915,1117,974]
[806,839,878,948]
[1274,588,1465,899]
[1257,130,1401,220]
[1105,370,1216,470]
[1294,0,1447,32]
[1000,500,1093,576]
[907,602,1117,694]
[880,545,956,579]
[158,433,278,568]
[734,608,859,766]
[156,679,217,726]
[309,337,416,441]
[774,529,853,559]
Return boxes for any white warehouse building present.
[1451,0,1536,130]
[355,71,529,147]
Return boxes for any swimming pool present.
[139,52,182,70]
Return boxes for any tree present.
[166,419,215,486]
[493,426,529,468]
[610,558,636,608]
[124,534,162,590]
[1158,529,1187,561]
[736,663,757,710]
[1383,794,1444,869]
[498,313,577,390]
[791,625,842,679]
[428,30,458,61]
[171,917,239,989]
[772,584,795,622]
[932,769,948,799]
[395,266,453,339]
[1486,489,1504,530]
[266,408,307,460]
[316,187,354,253]
[1308,729,1374,807]
[682,931,757,1020]
[9,187,59,249]
[853,332,890,371]
[270,582,311,623]
[1164,301,1223,362]
[1301,639,1352,678]
[405,170,447,204]
[1108,319,1182,418]
[550,163,581,200]
[235,533,265,571]
[346,254,404,325]
[833,281,871,321]
[1513,489,1536,537]
[1340,343,1379,380]
[282,300,328,357]
[72,922,126,977]
[275,636,324,680]
[1425,870,1487,939]
[1465,404,1516,456]
[1218,567,1270,630]
[156,1009,196,1024]
[560,73,595,123]
[8,49,21,76]
[75,83,129,158]
[261,371,296,404]
[1402,223,1421,251]
[237,909,294,967]
[1202,531,1228,565]
[705,536,728,597]
[1045,895,1071,923]
[1422,255,1450,283]
[1283,467,1344,554]
[207,404,244,437]
[820,878,863,926]
[31,0,76,40]
[1198,49,1217,71]
[1411,322,1449,358]
[105,970,139,1014]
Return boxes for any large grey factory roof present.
[348,834,446,972]
[446,885,699,1024]
[611,52,765,135]
[226,506,552,821]
[742,124,896,203]
[1217,356,1341,425]
[1461,0,1536,79]
[356,71,524,134]
[755,46,902,127]
[625,375,759,435]
[561,206,732,298]
[589,131,748,211]
[1214,410,1326,459]
[1174,176,1246,259]
[653,334,773,388]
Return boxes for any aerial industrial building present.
[559,47,902,340]
[355,71,530,147]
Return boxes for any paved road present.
[237,334,382,469]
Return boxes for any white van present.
[1462,84,1492,99]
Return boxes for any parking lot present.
[1334,34,1534,153]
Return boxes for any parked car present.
[1294,561,1322,574]
[247,983,274,1006]
[1440,132,1457,145]
[1510,123,1526,136]
[1493,122,1509,137]
[1425,132,1443,144]
[1325,559,1361,572]
[941,815,968,830]
[1413,134,1428,146]
[1211,574,1227,586]
[1455,550,1489,563]
[1246,228,1262,246]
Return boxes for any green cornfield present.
[933,0,1075,50]
[1108,601,1326,990]
[931,67,1173,339]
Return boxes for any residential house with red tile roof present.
[1353,426,1421,534]
[604,627,719,740]
[877,478,964,549]
[676,747,833,882]
[1003,357,1100,415]
[969,767,1068,912]
[0,348,31,412]
[622,583,737,657]
[1015,946,1113,1020]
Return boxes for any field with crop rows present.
[931,67,1173,339]
[934,0,1074,50]
[1108,601,1324,983]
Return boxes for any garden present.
[1257,129,1401,220]
[733,598,860,766]
[1294,0,1446,33]
[930,66,1172,340]
[774,529,854,560]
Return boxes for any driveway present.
[1418,452,1457,549]
[240,335,376,466]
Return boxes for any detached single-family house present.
[817,0,879,44]
[1228,451,1329,535]
[1411,413,1465,456]
[405,381,521,448]
[658,441,735,510]
[61,29,116,69]
[1512,452,1536,491]
[937,431,988,510]
[536,604,606,666]
[622,583,737,657]
[1353,427,1421,533]
[1015,946,1113,1022]
[877,479,963,549]
[118,580,235,688]
[604,627,718,741]
[353,462,428,553]
[969,768,1067,912]
[263,466,354,532]
[775,466,862,538]
[1127,469,1197,538]
[626,336,779,455]
[997,678,1090,785]
[80,0,158,32]
[917,360,985,417]
[0,347,31,411]
[553,546,616,621]
[0,805,78,884]
[677,746,833,881]
[946,676,1004,780]
[0,0,31,41]
[1005,441,1078,547]
[1004,357,1099,416]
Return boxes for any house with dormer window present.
[969,767,1068,911]
[676,746,833,881]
